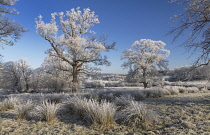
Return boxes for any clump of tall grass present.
[0,96,20,111]
[142,88,165,98]
[64,96,89,117]
[113,94,134,109]
[164,86,180,95]
[130,90,147,101]
[84,92,100,101]
[186,87,200,93]
[15,100,33,120]
[177,87,186,93]
[117,101,158,130]
[98,92,115,102]
[64,96,116,127]
[85,99,116,127]
[34,100,60,122]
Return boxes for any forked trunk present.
[142,68,148,89]
[72,65,78,93]
[26,83,29,91]
[25,79,29,91]
[143,82,148,89]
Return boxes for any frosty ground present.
[0,83,210,135]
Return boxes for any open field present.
[0,85,210,135]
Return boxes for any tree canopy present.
[36,7,115,92]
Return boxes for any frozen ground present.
[0,84,210,134]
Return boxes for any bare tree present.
[0,0,26,47]
[122,39,170,88]
[169,0,210,66]
[36,7,115,92]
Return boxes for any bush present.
[34,100,60,122]
[0,96,20,111]
[117,101,158,130]
[85,100,116,127]
[15,100,33,120]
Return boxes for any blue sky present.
[1,0,197,74]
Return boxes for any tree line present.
[0,0,209,92]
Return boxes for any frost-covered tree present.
[0,0,17,5]
[170,64,210,81]
[30,67,45,90]
[0,0,26,47]
[2,61,22,91]
[42,55,72,92]
[17,59,32,91]
[169,0,210,66]
[122,39,170,88]
[36,7,115,92]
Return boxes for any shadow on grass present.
[141,94,210,108]
[56,107,89,127]
[0,111,16,120]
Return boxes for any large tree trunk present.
[25,79,29,91]
[72,65,78,93]
[143,82,148,89]
[14,80,22,92]
[142,68,148,89]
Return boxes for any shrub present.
[15,100,33,120]
[117,101,158,130]
[0,96,20,111]
[34,100,60,122]
[85,100,116,127]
